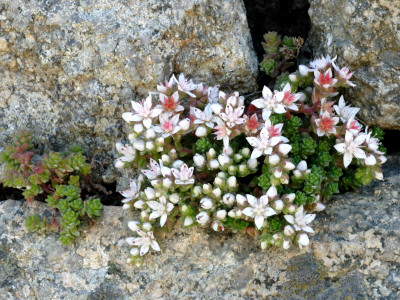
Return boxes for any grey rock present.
[307,0,400,129]
[0,0,258,158]
[1,156,400,299]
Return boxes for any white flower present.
[147,196,174,227]
[334,131,367,168]
[284,205,315,233]
[119,179,141,203]
[274,83,302,111]
[153,114,181,138]
[122,95,162,128]
[115,143,136,167]
[242,187,277,229]
[251,86,286,120]
[156,91,184,115]
[213,117,232,148]
[219,104,245,128]
[309,54,336,70]
[196,211,210,225]
[200,197,214,210]
[171,163,195,185]
[192,104,215,128]
[141,159,162,179]
[364,128,380,152]
[246,127,282,159]
[174,74,197,97]
[333,96,360,122]
[126,229,160,256]
[315,111,339,137]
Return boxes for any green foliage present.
[267,215,285,233]
[194,137,214,153]
[223,217,250,232]
[0,131,103,245]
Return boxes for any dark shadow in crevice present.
[382,130,400,155]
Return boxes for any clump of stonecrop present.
[260,32,304,79]
[0,131,103,245]
[116,57,386,264]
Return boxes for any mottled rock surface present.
[0,0,258,157]
[1,156,399,299]
[307,0,400,129]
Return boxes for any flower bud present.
[214,177,225,188]
[233,154,243,163]
[289,74,298,82]
[181,205,189,214]
[293,170,302,178]
[211,220,224,232]
[140,211,149,221]
[169,149,177,159]
[133,140,145,151]
[203,183,212,194]
[134,123,144,134]
[162,178,173,188]
[195,126,207,137]
[115,159,125,169]
[260,241,268,250]
[222,193,235,206]
[179,118,190,131]
[236,194,247,206]
[169,193,180,204]
[297,233,309,247]
[278,144,292,155]
[130,248,140,256]
[134,200,146,209]
[299,65,310,76]
[273,168,283,178]
[212,188,222,198]
[247,158,258,170]
[287,204,296,214]
[283,161,295,171]
[183,216,194,227]
[144,187,156,200]
[200,198,214,210]
[227,176,237,189]
[223,146,233,156]
[273,199,284,211]
[161,154,171,165]
[193,154,206,168]
[315,203,326,212]
[209,159,220,170]
[196,211,210,225]
[227,165,237,176]
[228,209,236,218]
[128,221,140,232]
[145,141,155,151]
[235,209,243,217]
[145,128,156,140]
[207,148,217,160]
[193,186,202,197]
[374,170,383,180]
[273,233,283,241]
[122,203,131,210]
[128,133,136,141]
[284,225,295,236]
[269,154,280,165]
[282,239,291,250]
[238,164,248,176]
[218,154,231,167]
[142,222,152,231]
[216,210,227,220]
[241,148,251,158]
[285,193,295,203]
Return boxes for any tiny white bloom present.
[119,179,141,203]
[147,196,174,227]
[242,191,276,229]
[171,163,195,185]
[126,229,160,256]
[122,95,162,128]
[334,131,366,168]
[284,206,315,233]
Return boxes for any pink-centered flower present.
[156,91,184,115]
[157,76,175,94]
[174,74,197,97]
[284,205,315,233]
[115,143,136,167]
[119,179,141,203]
[314,68,338,90]
[153,114,181,137]
[192,104,215,128]
[219,104,245,128]
[122,95,162,128]
[171,163,195,185]
[252,86,286,120]
[242,186,277,229]
[315,111,339,137]
[126,230,160,256]
[214,117,232,148]
[141,158,162,179]
[334,130,367,168]
[244,114,261,134]
[275,83,302,111]
[346,116,362,136]
[333,96,360,122]
[332,61,356,87]
[246,127,282,159]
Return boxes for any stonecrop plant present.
[0,131,103,244]
[116,55,386,264]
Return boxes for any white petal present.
[262,86,273,99]
[160,214,167,227]
[267,186,277,199]
[264,207,276,217]
[254,215,265,229]
[246,194,257,207]
[302,226,314,233]
[354,148,366,159]
[151,240,161,251]
[250,148,263,159]
[246,137,260,147]
[242,207,255,217]
[284,215,295,224]
[251,98,266,109]
[343,152,353,168]
[140,244,150,256]
[334,143,346,153]
[274,104,286,114]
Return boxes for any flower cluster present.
[116,55,386,263]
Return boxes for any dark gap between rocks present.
[382,130,400,155]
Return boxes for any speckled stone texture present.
[0,0,258,157]
[307,0,400,130]
[1,156,399,299]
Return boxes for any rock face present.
[307,0,400,130]
[0,0,258,157]
[1,156,399,299]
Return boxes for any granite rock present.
[0,0,258,158]
[307,0,400,130]
[1,156,399,299]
